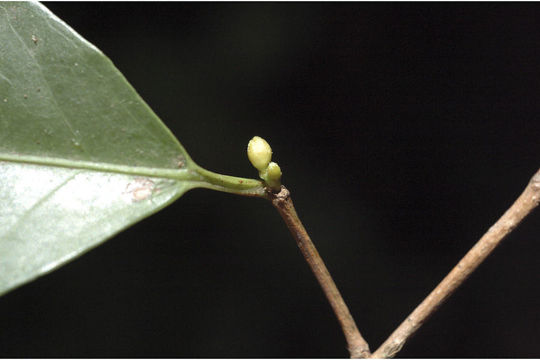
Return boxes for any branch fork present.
[248,137,540,358]
[270,169,540,358]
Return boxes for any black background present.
[1,2,539,358]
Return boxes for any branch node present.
[530,171,540,191]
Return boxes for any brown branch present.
[269,186,371,358]
[370,168,540,358]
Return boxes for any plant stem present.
[269,186,371,359]
[370,168,540,359]
[193,164,267,198]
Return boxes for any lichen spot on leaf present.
[124,177,155,202]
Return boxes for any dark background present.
[1,2,539,358]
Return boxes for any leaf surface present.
[0,1,200,296]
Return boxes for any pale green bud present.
[262,161,282,190]
[247,136,272,171]
[266,162,282,181]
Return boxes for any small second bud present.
[266,162,282,181]
[262,161,282,190]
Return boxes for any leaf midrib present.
[0,152,193,180]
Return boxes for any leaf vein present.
[1,6,83,148]
[3,171,80,240]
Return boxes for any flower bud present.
[247,136,272,171]
[266,161,282,181]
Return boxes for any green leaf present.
[0,2,264,296]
